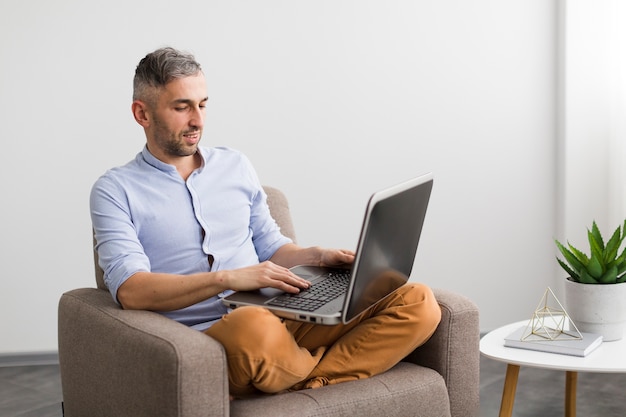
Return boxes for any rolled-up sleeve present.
[250,185,292,262]
[90,175,151,303]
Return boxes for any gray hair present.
[133,47,203,103]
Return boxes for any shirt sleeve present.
[90,174,151,304]
[243,156,293,262]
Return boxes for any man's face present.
[144,73,208,162]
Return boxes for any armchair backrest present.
[92,186,296,290]
[262,185,297,243]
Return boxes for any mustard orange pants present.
[204,282,441,396]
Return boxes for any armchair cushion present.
[230,362,449,417]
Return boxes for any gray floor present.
[0,364,62,417]
[1,355,626,416]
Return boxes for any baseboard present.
[0,351,59,367]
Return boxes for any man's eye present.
[175,107,187,111]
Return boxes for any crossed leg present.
[205,282,441,395]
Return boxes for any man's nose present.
[190,107,205,128]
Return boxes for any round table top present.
[480,320,626,373]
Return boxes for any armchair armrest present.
[58,288,229,417]
[404,288,480,417]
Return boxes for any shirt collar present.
[140,145,208,173]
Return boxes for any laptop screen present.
[343,174,433,322]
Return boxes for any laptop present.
[223,172,434,325]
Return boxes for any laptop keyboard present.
[267,270,351,312]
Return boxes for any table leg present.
[499,363,520,417]
[565,371,577,417]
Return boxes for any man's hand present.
[269,243,355,271]
[223,248,354,295]
[223,261,311,294]
[320,248,355,268]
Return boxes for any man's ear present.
[132,100,150,127]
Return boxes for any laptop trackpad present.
[315,296,345,314]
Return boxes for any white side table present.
[480,320,626,417]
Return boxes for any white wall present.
[556,0,626,298]
[0,0,558,354]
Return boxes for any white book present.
[504,326,603,357]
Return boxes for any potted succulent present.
[555,220,626,341]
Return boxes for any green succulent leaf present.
[618,245,626,262]
[591,221,605,250]
[587,253,604,279]
[555,239,585,272]
[579,269,599,284]
[603,225,624,264]
[568,243,589,266]
[615,253,626,277]
[588,229,605,266]
[599,265,618,283]
[609,248,626,269]
[557,258,580,281]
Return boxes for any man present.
[90,46,441,397]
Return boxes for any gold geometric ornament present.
[519,287,582,342]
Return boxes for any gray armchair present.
[58,186,480,417]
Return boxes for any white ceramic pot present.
[564,279,626,341]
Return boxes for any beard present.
[151,115,202,157]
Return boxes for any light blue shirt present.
[90,146,292,330]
